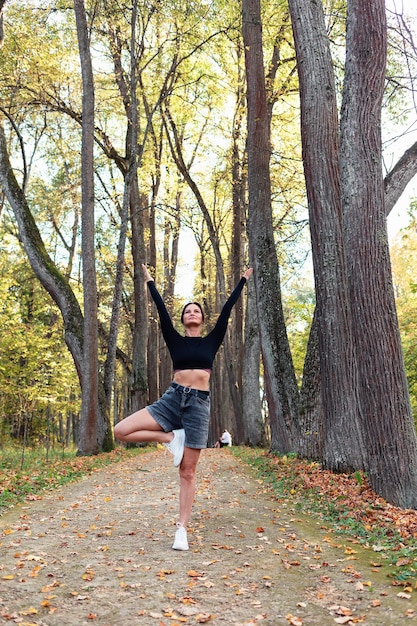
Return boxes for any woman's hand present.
[142,264,154,282]
[243,267,253,280]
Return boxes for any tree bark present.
[242,0,300,453]
[288,0,366,471]
[230,76,246,444]
[104,2,149,415]
[0,0,5,46]
[74,0,103,455]
[103,2,139,414]
[298,154,417,461]
[147,199,159,403]
[242,271,264,446]
[341,0,417,507]
[159,205,180,395]
[297,309,323,459]
[384,141,417,215]
[129,179,148,413]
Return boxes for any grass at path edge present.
[0,445,146,514]
[231,447,417,587]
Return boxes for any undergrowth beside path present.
[0,446,146,513]
[231,448,417,588]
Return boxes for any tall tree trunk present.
[288,0,365,471]
[159,204,180,395]
[74,0,101,455]
[299,155,417,461]
[229,76,246,444]
[0,0,5,46]
[297,309,323,459]
[242,272,263,445]
[103,3,139,414]
[242,0,299,453]
[130,179,148,412]
[341,0,417,507]
[147,198,159,403]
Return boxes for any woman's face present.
[182,303,204,327]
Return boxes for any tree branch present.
[384,140,417,215]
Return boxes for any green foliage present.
[390,210,417,418]
[283,277,315,383]
[385,7,417,122]
[0,237,79,445]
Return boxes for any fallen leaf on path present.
[187,569,204,577]
[157,569,174,579]
[41,581,60,592]
[196,613,214,623]
[82,568,95,581]
[19,608,38,616]
[396,558,412,567]
[177,606,199,616]
[397,591,411,599]
[180,596,197,604]
[332,606,352,616]
[29,565,42,577]
[285,614,303,626]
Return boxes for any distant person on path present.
[215,429,232,448]
[114,264,253,551]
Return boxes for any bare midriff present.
[173,369,211,392]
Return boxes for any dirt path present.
[0,449,415,626]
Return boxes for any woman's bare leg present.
[178,447,201,529]
[114,407,174,445]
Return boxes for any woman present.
[114,264,253,551]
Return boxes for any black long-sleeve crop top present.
[147,278,246,371]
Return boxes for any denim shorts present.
[147,383,211,449]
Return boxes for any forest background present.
[0,0,417,509]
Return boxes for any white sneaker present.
[163,429,185,467]
[172,523,189,550]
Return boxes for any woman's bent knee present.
[114,421,128,441]
[114,408,162,441]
